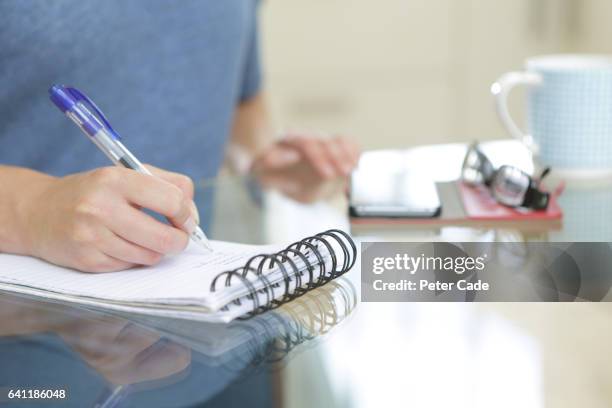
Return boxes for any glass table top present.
[2,140,612,408]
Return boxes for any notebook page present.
[0,283,251,323]
[0,240,280,309]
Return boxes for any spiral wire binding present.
[220,277,357,376]
[210,229,357,318]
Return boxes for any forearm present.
[0,165,54,254]
[225,92,274,174]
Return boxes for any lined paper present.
[0,240,279,311]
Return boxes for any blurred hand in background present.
[251,133,360,202]
[227,93,360,202]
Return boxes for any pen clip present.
[66,87,122,140]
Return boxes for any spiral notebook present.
[0,230,356,323]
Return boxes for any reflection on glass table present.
[0,277,356,408]
[116,277,357,374]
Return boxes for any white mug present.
[492,54,612,175]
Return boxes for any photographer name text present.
[370,253,490,293]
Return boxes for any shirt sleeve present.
[238,0,262,102]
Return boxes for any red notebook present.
[458,182,562,221]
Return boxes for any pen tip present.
[199,241,214,253]
[192,227,213,253]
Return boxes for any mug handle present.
[491,71,543,155]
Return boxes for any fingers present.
[128,340,191,384]
[145,165,200,225]
[106,205,189,256]
[114,170,196,232]
[326,138,356,175]
[280,137,336,178]
[280,134,361,178]
[98,229,163,266]
[332,136,361,169]
[94,324,174,384]
[145,165,195,200]
[108,323,190,385]
[73,250,135,273]
[252,146,301,172]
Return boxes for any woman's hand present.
[18,165,199,273]
[251,133,360,202]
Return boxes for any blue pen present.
[49,84,213,253]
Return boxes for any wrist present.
[1,167,56,255]
[225,143,256,175]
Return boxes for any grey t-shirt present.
[0,0,261,179]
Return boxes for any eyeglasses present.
[461,143,550,210]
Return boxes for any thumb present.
[256,146,301,171]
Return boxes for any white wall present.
[261,0,610,151]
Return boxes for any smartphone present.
[349,169,441,218]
